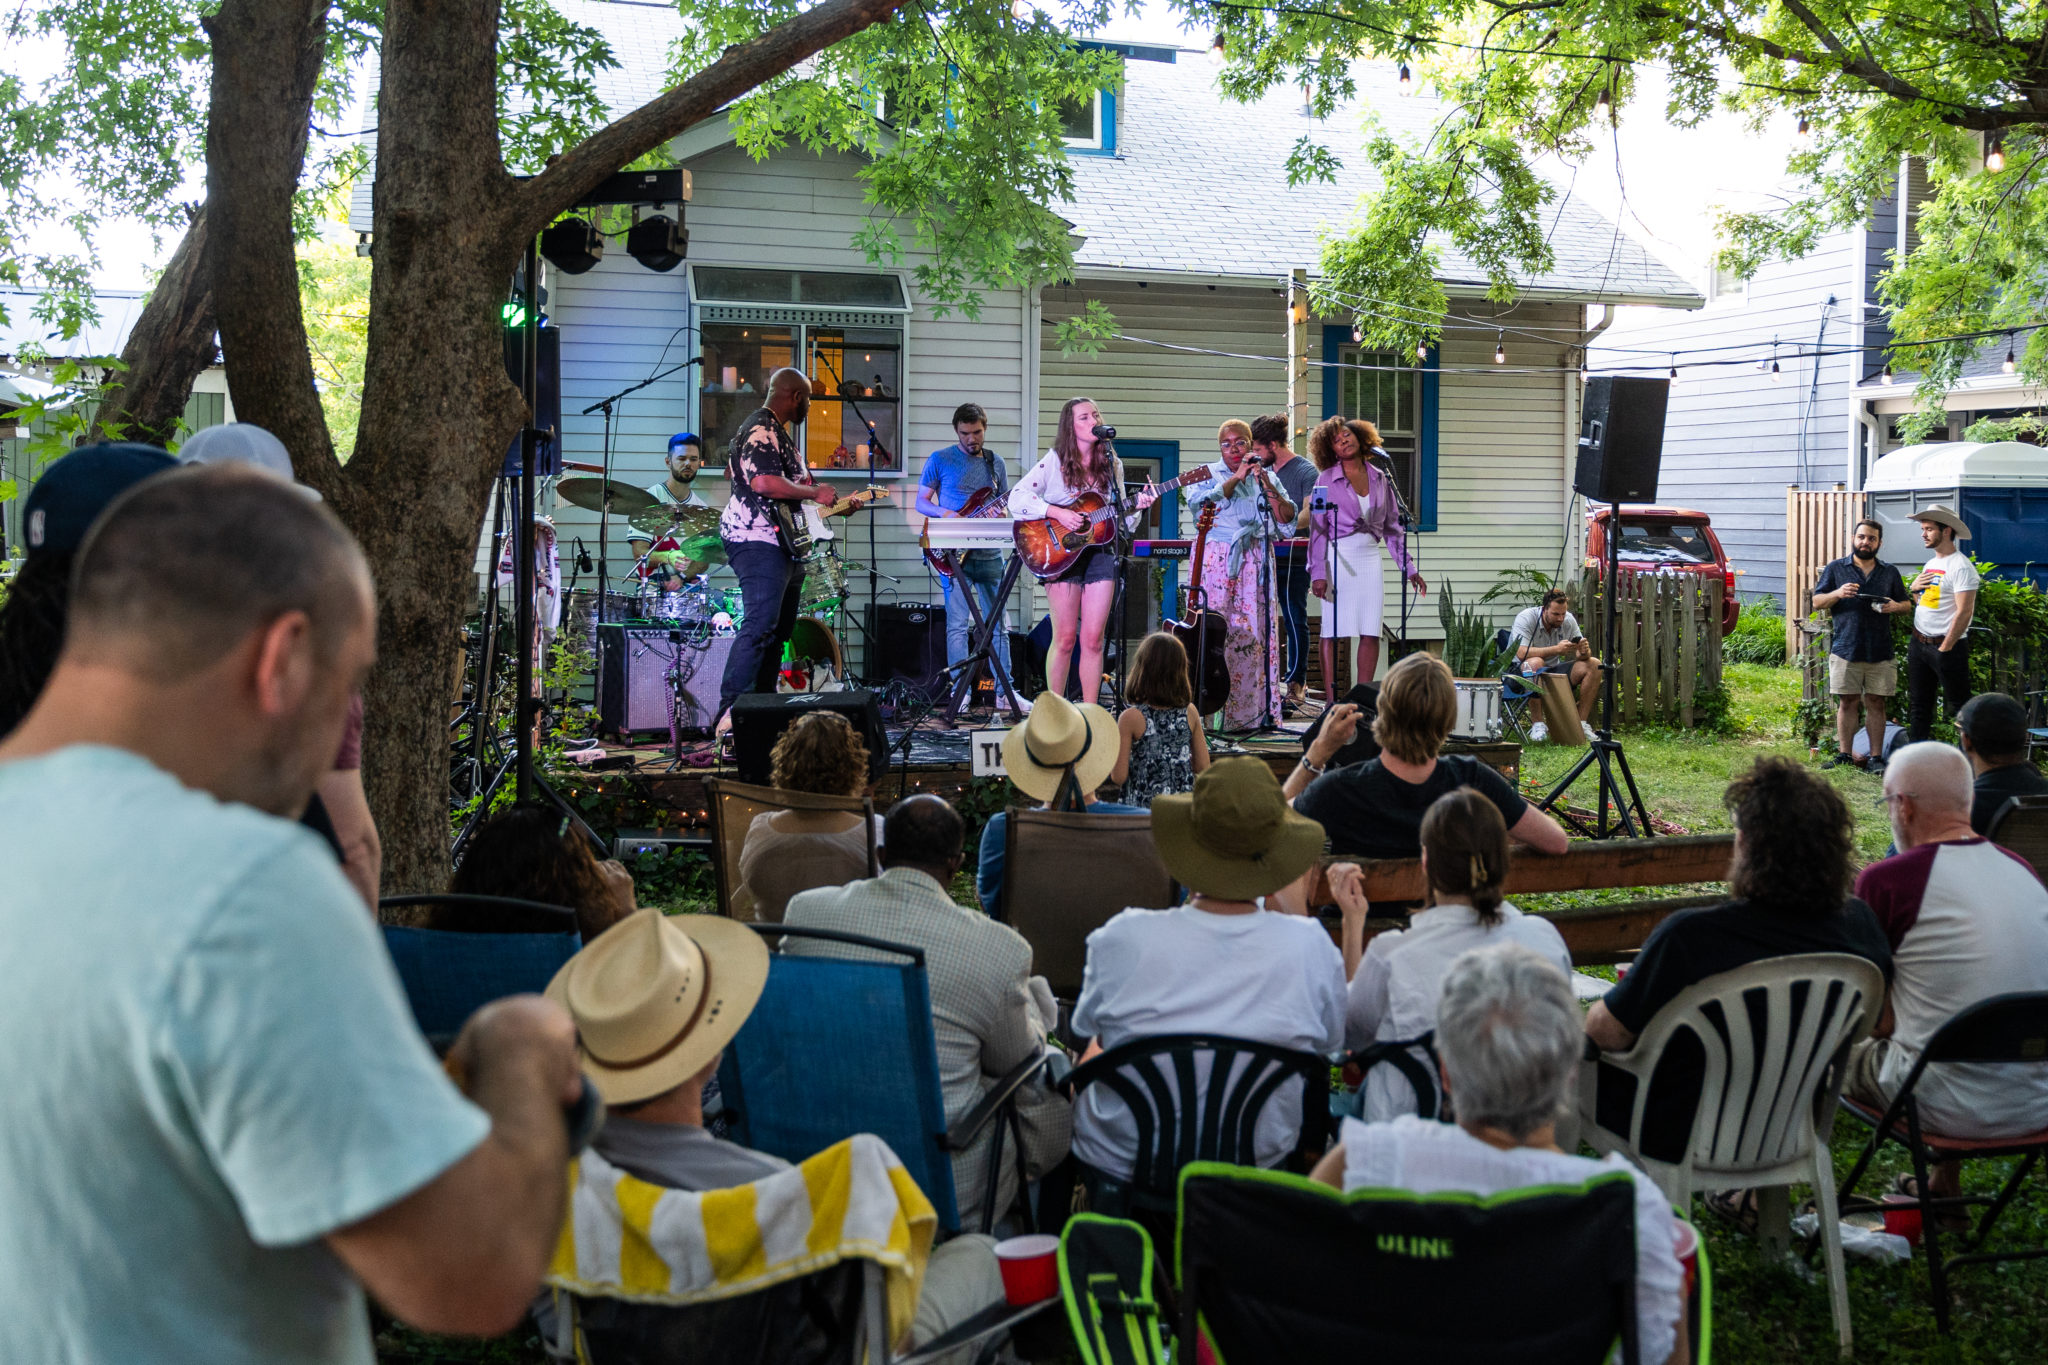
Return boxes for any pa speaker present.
[597,625,734,737]
[1574,376,1667,504]
[865,602,948,701]
[729,689,890,788]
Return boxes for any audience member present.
[977,691,1144,919]
[451,803,638,943]
[1954,692,2048,836]
[0,465,580,1359]
[1111,631,1211,808]
[1286,652,1568,858]
[786,795,1071,1228]
[1311,945,1687,1365]
[545,908,1004,1351]
[0,442,176,735]
[1585,758,1892,1165]
[1336,788,1573,1118]
[1070,759,1343,1180]
[1847,742,2048,1205]
[735,710,879,922]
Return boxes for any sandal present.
[1703,1187,1761,1236]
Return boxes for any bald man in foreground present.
[0,466,581,1363]
[715,366,839,730]
[1850,742,2048,1201]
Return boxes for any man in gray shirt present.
[1509,589,1603,742]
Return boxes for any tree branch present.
[513,0,907,238]
[91,207,219,446]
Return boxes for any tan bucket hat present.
[1150,757,1328,901]
[1001,691,1119,804]
[1910,504,1971,541]
[545,909,770,1106]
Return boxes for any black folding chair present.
[1987,794,2048,885]
[1837,990,2048,1332]
[1342,1030,1447,1121]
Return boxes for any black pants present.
[718,541,805,722]
[1278,545,1312,686]
[1906,633,1972,742]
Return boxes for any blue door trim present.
[1114,438,1180,610]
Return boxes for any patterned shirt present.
[719,407,811,548]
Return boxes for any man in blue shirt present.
[918,403,1013,701]
[1812,518,1912,773]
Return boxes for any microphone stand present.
[1374,449,1419,661]
[1240,457,1286,735]
[1102,433,1133,709]
[809,345,890,679]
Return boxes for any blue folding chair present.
[1495,628,1538,742]
[717,924,1046,1236]
[378,893,581,1046]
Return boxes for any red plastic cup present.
[1671,1220,1698,1299]
[995,1234,1060,1306]
[1882,1195,1924,1246]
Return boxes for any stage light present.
[1987,133,2007,173]
[1494,332,1506,364]
[1398,63,1412,94]
[626,214,687,272]
[2004,335,2018,373]
[540,216,603,274]
[1351,324,1362,343]
[1210,36,1226,66]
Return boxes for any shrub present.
[1724,595,1788,666]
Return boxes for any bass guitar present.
[1167,502,1232,716]
[920,483,1006,579]
[770,487,888,560]
[1013,465,1214,581]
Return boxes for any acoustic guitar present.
[1167,502,1232,715]
[1012,465,1214,581]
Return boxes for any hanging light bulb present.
[2004,334,2018,373]
[1351,323,1363,343]
[1880,363,1895,385]
[1987,133,2007,173]
[1578,360,1589,381]
[1493,332,1506,365]
[1668,359,1680,386]
[1209,35,1226,67]
[1596,80,1611,112]
[1796,114,1811,140]
[1010,0,1031,18]
[1398,63,1413,94]
[1770,358,1782,382]
[1415,339,1428,362]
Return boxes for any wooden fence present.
[1578,567,1725,726]
[1785,485,1865,670]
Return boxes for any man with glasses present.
[1183,420,1295,731]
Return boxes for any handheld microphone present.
[574,537,593,573]
[1091,424,1117,440]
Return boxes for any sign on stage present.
[970,729,1009,778]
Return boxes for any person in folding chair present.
[542,908,1006,1355]
[1311,943,1690,1364]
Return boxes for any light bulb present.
[1415,340,1428,362]
[1493,332,1506,365]
[1351,324,1362,343]
[1010,0,1030,18]
[1770,359,1782,382]
[1596,85,1610,111]
[1987,135,2007,173]
[1578,361,1589,381]
[1210,36,1226,67]
[1796,115,1811,139]
[1668,363,1679,386]
[1880,364,1894,385]
[2004,337,2017,373]
[1398,63,1412,94]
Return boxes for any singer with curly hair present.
[1306,416,1427,699]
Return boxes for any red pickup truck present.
[1584,506,1741,636]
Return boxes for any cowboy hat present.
[1001,690,1119,804]
[546,909,770,1106]
[1910,503,1971,541]
[1150,757,1327,901]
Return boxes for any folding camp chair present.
[704,776,877,920]
[1000,808,1176,999]
[1987,794,2048,885]
[717,924,1047,1236]
[1495,628,1538,743]
[1837,990,2048,1332]
[377,893,581,1045]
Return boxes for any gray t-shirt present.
[1273,456,1319,529]
[592,1116,789,1191]
[1510,604,1581,654]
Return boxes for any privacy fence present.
[1577,567,1725,727]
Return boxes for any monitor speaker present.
[865,602,949,701]
[597,625,733,737]
[729,689,890,787]
[1574,376,1667,504]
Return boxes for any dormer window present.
[1059,90,1113,153]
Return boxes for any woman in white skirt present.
[1306,417,1427,699]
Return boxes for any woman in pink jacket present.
[1307,417,1427,699]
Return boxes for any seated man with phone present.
[1509,589,1604,743]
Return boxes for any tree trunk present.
[91,209,219,448]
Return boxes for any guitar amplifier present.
[597,625,734,738]
[864,602,949,701]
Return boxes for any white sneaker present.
[1579,720,1597,742]
[1530,721,1549,742]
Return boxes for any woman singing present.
[1011,397,1158,705]
[1308,416,1427,699]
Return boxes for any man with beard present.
[1812,518,1912,773]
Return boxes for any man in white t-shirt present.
[1508,589,1602,742]
[1905,505,1979,742]
[1852,743,2048,1202]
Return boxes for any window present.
[1336,347,1421,509]
[1708,260,1747,303]
[1616,520,1713,565]
[693,267,906,310]
[1059,92,1101,147]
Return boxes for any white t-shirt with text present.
[1913,550,1980,638]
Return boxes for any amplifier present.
[865,602,949,701]
[597,625,734,738]
[729,689,890,787]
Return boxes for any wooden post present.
[1287,266,1310,455]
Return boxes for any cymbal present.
[628,502,721,540]
[678,533,726,563]
[556,475,658,516]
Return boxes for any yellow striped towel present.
[546,1132,937,1344]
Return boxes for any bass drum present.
[782,616,845,692]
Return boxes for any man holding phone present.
[1813,518,1912,772]
[1509,589,1603,742]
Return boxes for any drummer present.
[629,432,714,588]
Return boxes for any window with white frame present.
[1707,258,1748,304]
[1336,347,1420,509]
[1058,91,1104,149]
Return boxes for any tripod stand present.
[1535,497,1654,839]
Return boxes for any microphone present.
[1091,424,1117,440]
[574,537,593,573]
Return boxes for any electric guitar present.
[1166,502,1232,715]
[920,483,1007,578]
[771,487,888,560]
[1013,466,1215,581]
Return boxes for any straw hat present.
[545,909,769,1106]
[1150,757,1328,901]
[1001,691,1119,804]
[1910,504,1971,541]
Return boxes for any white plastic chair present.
[1577,953,1885,1355]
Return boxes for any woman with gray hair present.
[1312,944,1688,1365]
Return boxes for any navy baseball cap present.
[23,442,178,558]
[668,431,702,451]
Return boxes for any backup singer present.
[1009,397,1157,706]
[715,368,837,728]
[1308,417,1426,699]
[1184,419,1293,730]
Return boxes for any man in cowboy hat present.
[1068,758,1345,1182]
[546,909,1006,1351]
[1905,504,1978,743]
[974,690,1145,920]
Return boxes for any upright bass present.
[1167,502,1231,716]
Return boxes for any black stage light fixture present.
[540,216,603,274]
[627,213,688,272]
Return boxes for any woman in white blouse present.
[1009,397,1156,705]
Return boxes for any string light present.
[1987,133,2007,173]
[1796,115,1811,140]
[1578,359,1588,381]
[1667,358,1679,386]
[1493,332,1506,364]
[1209,35,1226,66]
[1351,323,1363,343]
[1398,63,1412,94]
[1770,358,1782,382]
[2004,335,2018,373]
[1880,363,1894,385]
[1415,339,1428,362]
[1595,80,1611,112]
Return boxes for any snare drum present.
[1451,678,1503,741]
[637,582,694,621]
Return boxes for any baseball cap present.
[179,423,320,500]
[23,442,178,558]
[1957,692,2029,759]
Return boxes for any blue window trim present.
[1319,325,1438,533]
[1062,88,1116,156]
[1115,438,1180,605]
